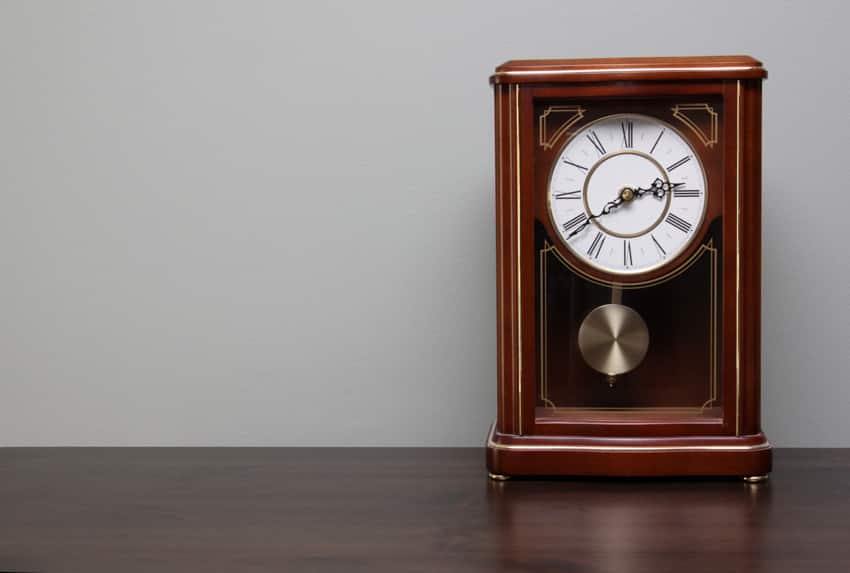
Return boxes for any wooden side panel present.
[740,80,764,436]
[495,84,519,435]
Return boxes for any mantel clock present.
[487,56,771,480]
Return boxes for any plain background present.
[0,1,846,446]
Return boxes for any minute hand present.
[566,195,624,239]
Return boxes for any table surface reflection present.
[1,448,847,572]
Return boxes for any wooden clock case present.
[486,56,771,479]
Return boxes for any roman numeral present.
[562,213,587,235]
[587,232,605,259]
[621,121,633,148]
[586,131,606,155]
[673,188,701,198]
[667,155,691,172]
[562,158,588,171]
[554,190,582,200]
[623,240,633,267]
[665,212,693,233]
[650,129,664,154]
[651,234,666,256]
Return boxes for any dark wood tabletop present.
[1,448,847,572]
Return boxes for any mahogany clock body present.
[487,56,771,478]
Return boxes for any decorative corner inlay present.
[671,103,718,148]
[538,105,585,149]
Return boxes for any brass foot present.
[488,472,510,481]
[742,474,769,484]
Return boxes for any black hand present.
[633,178,686,199]
[566,195,624,239]
[565,179,685,240]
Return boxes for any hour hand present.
[634,178,685,199]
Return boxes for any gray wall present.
[0,1,846,446]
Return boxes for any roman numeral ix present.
[562,213,587,235]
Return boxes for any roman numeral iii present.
[673,188,701,198]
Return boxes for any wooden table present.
[1,448,848,572]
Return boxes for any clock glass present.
[531,96,725,428]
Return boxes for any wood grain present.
[0,448,847,572]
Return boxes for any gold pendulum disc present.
[578,303,650,378]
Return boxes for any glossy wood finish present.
[0,448,847,572]
[492,55,767,84]
[491,57,769,476]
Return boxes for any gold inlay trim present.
[487,422,771,452]
[543,407,720,412]
[515,85,523,435]
[540,235,713,290]
[496,86,504,430]
[735,81,742,436]
[496,85,747,439]
[496,66,761,78]
[672,103,719,147]
[702,235,719,411]
[538,105,586,149]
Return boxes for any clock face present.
[548,114,707,274]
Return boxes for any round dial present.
[548,114,707,275]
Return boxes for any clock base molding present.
[486,423,772,478]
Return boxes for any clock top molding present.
[491,55,766,84]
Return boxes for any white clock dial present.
[547,114,708,275]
